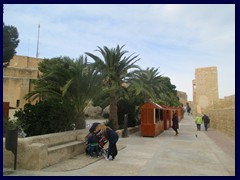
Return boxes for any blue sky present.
[3,4,235,101]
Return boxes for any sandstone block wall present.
[3,55,43,118]
[9,55,42,68]
[3,130,87,170]
[207,108,235,140]
[193,66,219,114]
[3,126,140,170]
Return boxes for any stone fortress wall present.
[192,66,235,140]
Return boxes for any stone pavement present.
[3,115,235,176]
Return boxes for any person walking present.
[172,112,179,136]
[187,105,191,115]
[202,114,210,131]
[195,114,203,131]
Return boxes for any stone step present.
[47,141,86,167]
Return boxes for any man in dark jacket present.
[202,114,210,131]
[105,127,119,160]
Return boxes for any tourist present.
[104,127,119,160]
[195,114,203,131]
[172,112,179,136]
[186,105,191,115]
[202,114,210,131]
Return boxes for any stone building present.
[3,55,43,118]
[192,66,219,114]
[192,66,235,139]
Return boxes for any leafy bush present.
[14,98,77,137]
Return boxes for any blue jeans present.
[89,145,99,157]
[204,123,208,131]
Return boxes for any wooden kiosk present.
[140,102,165,137]
[161,105,175,130]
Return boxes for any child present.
[87,133,100,158]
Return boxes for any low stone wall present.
[3,126,140,170]
[3,129,88,170]
[207,108,235,140]
[116,126,140,137]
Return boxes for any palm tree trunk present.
[75,112,86,129]
[109,90,119,130]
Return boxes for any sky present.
[3,4,235,101]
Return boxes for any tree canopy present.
[85,45,140,130]
[16,45,181,134]
[3,22,20,67]
[24,56,101,129]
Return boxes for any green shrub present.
[14,98,77,137]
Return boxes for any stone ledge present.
[48,141,83,152]
[116,126,140,137]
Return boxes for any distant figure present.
[186,105,191,115]
[172,112,179,136]
[202,114,210,131]
[195,114,203,131]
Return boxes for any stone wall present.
[206,108,235,140]
[3,55,42,118]
[3,126,140,170]
[192,66,235,140]
[193,66,219,114]
[8,55,42,68]
[3,129,88,170]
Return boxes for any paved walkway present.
[3,115,235,176]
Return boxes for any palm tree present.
[25,56,101,129]
[61,56,101,129]
[129,67,165,102]
[156,76,180,106]
[85,45,140,130]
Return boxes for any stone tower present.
[192,66,219,114]
[3,55,43,118]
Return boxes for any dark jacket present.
[172,114,179,129]
[87,134,99,144]
[105,128,119,143]
[202,115,210,124]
